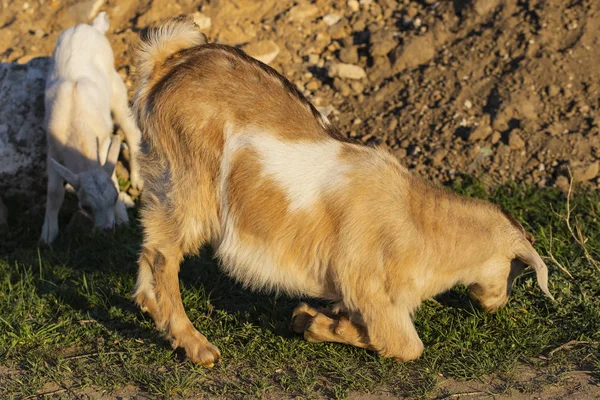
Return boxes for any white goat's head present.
[50,136,121,230]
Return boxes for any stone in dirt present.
[392,23,448,72]
[339,46,359,64]
[192,12,212,31]
[323,14,341,26]
[242,40,280,65]
[370,29,397,57]
[570,161,599,182]
[328,63,367,80]
[136,0,183,27]
[288,4,319,22]
[472,0,502,17]
[468,115,493,141]
[0,58,49,195]
[469,124,493,142]
[508,130,526,149]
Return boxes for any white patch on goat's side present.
[252,134,348,211]
[214,127,346,298]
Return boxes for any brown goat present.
[131,17,554,367]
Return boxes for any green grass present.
[0,178,599,399]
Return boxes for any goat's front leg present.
[360,304,424,362]
[110,71,143,191]
[40,169,65,244]
[134,245,221,367]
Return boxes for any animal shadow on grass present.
[0,192,307,355]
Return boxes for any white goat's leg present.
[114,191,130,224]
[40,168,65,244]
[110,71,143,190]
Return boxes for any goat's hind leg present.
[291,303,371,350]
[110,71,143,190]
[134,211,220,367]
[40,165,65,244]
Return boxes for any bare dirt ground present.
[1,0,599,398]
[2,0,600,196]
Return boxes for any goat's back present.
[48,24,114,86]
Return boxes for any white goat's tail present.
[133,15,207,86]
[91,11,109,34]
[515,241,556,302]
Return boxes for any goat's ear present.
[103,135,121,176]
[92,11,109,34]
[50,158,80,190]
[515,242,555,302]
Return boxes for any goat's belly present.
[214,222,328,298]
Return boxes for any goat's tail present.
[91,11,109,34]
[132,15,207,87]
[515,240,556,302]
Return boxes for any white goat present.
[41,12,143,244]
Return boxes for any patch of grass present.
[0,180,599,399]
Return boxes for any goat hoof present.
[171,329,221,367]
[290,302,318,334]
[40,223,58,244]
[130,172,144,192]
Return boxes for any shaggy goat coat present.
[131,17,554,366]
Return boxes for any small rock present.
[328,63,367,80]
[306,79,321,91]
[348,0,360,12]
[490,131,502,144]
[508,131,525,149]
[463,99,472,109]
[370,29,397,57]
[192,12,212,31]
[432,149,448,166]
[328,20,347,40]
[137,0,182,26]
[469,124,493,141]
[555,175,570,192]
[333,78,352,96]
[323,14,341,26]
[472,0,501,16]
[242,40,280,65]
[339,46,359,64]
[392,32,436,72]
[546,84,561,97]
[288,4,319,22]
[307,54,320,64]
[393,148,407,159]
[16,54,42,64]
[350,81,364,93]
[571,161,599,182]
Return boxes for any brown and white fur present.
[131,17,554,367]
